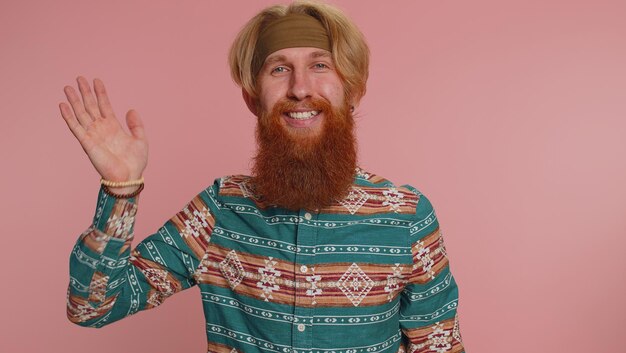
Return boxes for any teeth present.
[287,111,319,120]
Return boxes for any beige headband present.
[253,13,331,76]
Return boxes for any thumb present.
[125,109,146,140]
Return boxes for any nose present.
[287,69,312,101]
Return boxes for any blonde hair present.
[228,0,369,104]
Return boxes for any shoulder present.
[209,174,271,209]
[401,184,436,218]
[354,167,395,186]
[347,167,423,215]
[398,183,440,241]
[214,174,253,196]
[355,167,438,218]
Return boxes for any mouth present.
[286,110,319,120]
[282,110,322,128]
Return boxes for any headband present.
[253,13,331,76]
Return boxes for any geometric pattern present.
[337,263,374,306]
[105,209,135,239]
[339,187,370,215]
[237,179,257,199]
[403,316,463,353]
[384,263,404,302]
[439,234,448,259]
[219,173,419,215]
[67,168,464,353]
[142,268,175,296]
[407,227,450,285]
[169,195,215,260]
[382,187,406,213]
[219,250,245,290]
[195,244,415,307]
[428,322,452,353]
[415,240,435,280]
[183,207,212,238]
[88,272,109,303]
[305,267,322,305]
[355,167,371,180]
[452,314,462,344]
[256,256,281,302]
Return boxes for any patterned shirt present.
[67,168,465,353]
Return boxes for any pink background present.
[1,0,625,352]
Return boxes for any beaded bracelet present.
[100,176,144,188]
[102,183,144,199]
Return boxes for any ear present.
[242,89,259,117]
[351,100,359,112]
[348,95,360,112]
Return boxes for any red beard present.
[252,98,357,211]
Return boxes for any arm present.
[399,191,465,353]
[67,184,217,327]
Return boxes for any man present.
[61,2,465,353]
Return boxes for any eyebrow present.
[264,54,287,67]
[263,50,333,67]
[310,50,331,59]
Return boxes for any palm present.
[60,77,148,181]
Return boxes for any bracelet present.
[101,176,144,188]
[102,183,144,199]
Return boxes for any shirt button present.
[300,265,308,273]
[297,323,306,332]
[304,212,312,220]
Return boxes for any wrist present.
[101,176,144,188]
[100,175,145,199]
[102,183,144,199]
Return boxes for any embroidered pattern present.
[415,240,435,280]
[384,263,404,302]
[339,187,370,214]
[428,322,452,353]
[67,169,464,352]
[183,207,212,238]
[257,256,281,301]
[305,267,322,305]
[219,250,245,290]
[219,174,419,215]
[382,188,406,212]
[106,209,135,239]
[452,314,462,343]
[88,272,109,303]
[337,263,375,307]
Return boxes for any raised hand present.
[59,76,148,191]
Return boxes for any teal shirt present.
[68,169,465,353]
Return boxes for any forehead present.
[263,47,332,65]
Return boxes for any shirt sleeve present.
[399,190,465,353]
[67,183,218,328]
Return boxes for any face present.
[253,47,346,138]
[249,47,358,210]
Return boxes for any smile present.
[286,110,319,120]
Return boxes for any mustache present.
[266,98,332,118]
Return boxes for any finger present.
[63,84,93,128]
[126,109,146,140]
[59,102,86,141]
[93,78,115,118]
[77,76,101,119]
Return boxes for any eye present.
[271,66,288,74]
[313,63,329,70]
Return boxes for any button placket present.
[292,209,317,353]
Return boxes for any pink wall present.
[1,0,625,352]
